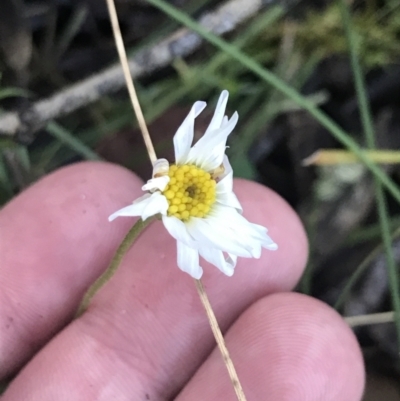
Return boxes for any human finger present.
[0,161,142,377]
[177,292,365,401]
[1,165,308,398]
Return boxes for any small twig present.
[75,216,156,317]
[0,0,272,143]
[105,0,157,164]
[345,311,395,327]
[195,279,247,401]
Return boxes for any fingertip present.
[240,292,365,401]
[179,292,365,401]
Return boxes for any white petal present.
[186,111,238,171]
[238,220,278,250]
[227,253,238,269]
[142,176,170,192]
[187,216,253,257]
[262,235,278,251]
[108,193,151,221]
[174,101,207,164]
[203,90,229,136]
[216,166,233,193]
[206,207,263,257]
[162,215,198,249]
[141,192,169,220]
[199,247,236,276]
[216,156,242,212]
[220,155,233,181]
[251,223,278,250]
[108,193,167,222]
[216,192,242,211]
[209,214,262,257]
[177,241,203,279]
[211,205,278,253]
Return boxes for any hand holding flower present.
[0,161,364,400]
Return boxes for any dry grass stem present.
[303,149,400,166]
[345,311,395,327]
[195,279,247,401]
[105,0,157,164]
[104,1,247,399]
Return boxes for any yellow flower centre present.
[163,164,216,221]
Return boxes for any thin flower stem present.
[195,279,247,401]
[345,311,396,327]
[105,0,157,164]
[105,3,246,399]
[75,216,157,317]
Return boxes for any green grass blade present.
[0,88,30,100]
[339,0,400,347]
[347,216,400,244]
[334,247,381,311]
[55,4,88,61]
[46,121,103,161]
[334,226,400,310]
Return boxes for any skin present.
[0,161,365,400]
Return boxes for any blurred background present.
[0,0,400,398]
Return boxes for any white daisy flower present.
[109,90,278,279]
